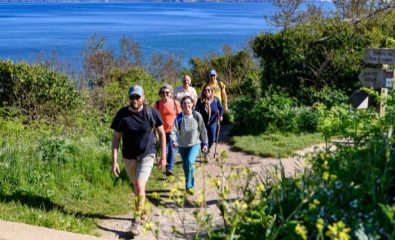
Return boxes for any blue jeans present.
[206,123,217,150]
[166,133,176,172]
[178,144,200,190]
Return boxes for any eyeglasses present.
[161,91,170,95]
[129,95,141,100]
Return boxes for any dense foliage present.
[205,95,395,239]
[190,46,260,98]
[253,11,395,104]
[0,61,81,120]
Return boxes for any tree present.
[266,0,305,30]
[117,36,143,71]
[82,34,116,88]
[332,0,395,21]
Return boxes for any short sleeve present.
[152,107,163,128]
[110,109,123,132]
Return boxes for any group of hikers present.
[110,69,228,237]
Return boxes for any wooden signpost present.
[355,48,395,116]
[358,68,394,89]
[364,48,395,65]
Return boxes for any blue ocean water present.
[0,2,331,67]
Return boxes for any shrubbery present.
[232,93,320,135]
[201,93,395,240]
[0,61,81,121]
[253,12,395,101]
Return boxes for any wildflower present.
[295,223,308,240]
[316,218,324,231]
[309,199,320,210]
[325,221,351,240]
[322,171,330,181]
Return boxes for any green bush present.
[0,61,82,120]
[253,13,395,101]
[232,93,319,134]
[209,90,395,240]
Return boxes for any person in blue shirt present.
[195,83,224,153]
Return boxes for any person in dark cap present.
[110,85,166,237]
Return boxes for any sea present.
[0,2,332,68]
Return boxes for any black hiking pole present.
[213,115,221,159]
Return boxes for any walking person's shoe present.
[186,188,194,196]
[166,169,173,176]
[128,218,142,237]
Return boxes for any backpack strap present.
[155,100,160,111]
[145,104,156,131]
[176,112,183,129]
[173,99,177,114]
[192,111,199,122]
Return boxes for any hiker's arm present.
[198,115,209,151]
[156,125,167,169]
[170,118,179,148]
[111,130,121,177]
[221,87,228,112]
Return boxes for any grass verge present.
[230,132,323,158]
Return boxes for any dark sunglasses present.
[129,95,141,100]
[161,91,170,95]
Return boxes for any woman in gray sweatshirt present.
[170,95,208,195]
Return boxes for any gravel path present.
[96,125,325,240]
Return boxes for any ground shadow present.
[97,225,133,240]
[0,191,105,219]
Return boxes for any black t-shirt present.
[111,106,163,160]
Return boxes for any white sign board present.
[364,48,395,65]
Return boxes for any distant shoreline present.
[0,0,268,3]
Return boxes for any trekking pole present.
[213,115,221,159]
[199,150,202,167]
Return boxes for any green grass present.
[0,119,134,235]
[230,132,323,158]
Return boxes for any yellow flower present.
[322,171,330,181]
[325,221,351,240]
[295,223,308,240]
[316,218,324,231]
[309,199,320,210]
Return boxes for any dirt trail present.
[96,125,326,240]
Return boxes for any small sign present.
[358,68,394,89]
[349,91,372,109]
[385,69,394,88]
[364,48,395,65]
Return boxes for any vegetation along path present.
[97,124,326,240]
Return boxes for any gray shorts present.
[123,154,155,184]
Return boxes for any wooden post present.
[380,64,390,117]
[380,87,388,117]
